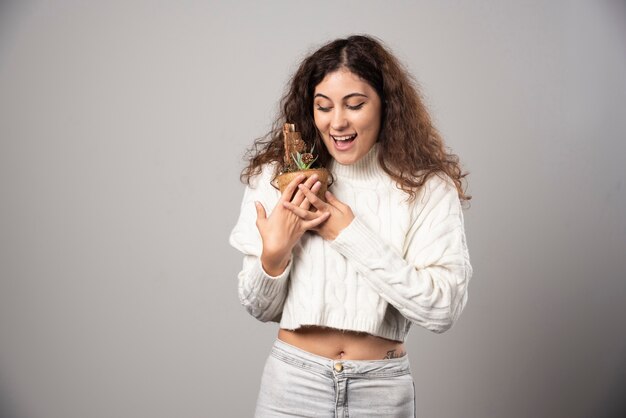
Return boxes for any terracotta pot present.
[275,168,331,201]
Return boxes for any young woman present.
[230,35,472,417]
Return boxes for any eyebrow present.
[314,93,368,100]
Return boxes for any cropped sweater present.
[229,145,472,342]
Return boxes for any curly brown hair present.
[241,35,471,204]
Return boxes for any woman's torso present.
[270,153,419,343]
[278,326,406,360]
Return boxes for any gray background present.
[1,0,625,417]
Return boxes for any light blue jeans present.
[254,338,416,417]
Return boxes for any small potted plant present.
[274,123,331,200]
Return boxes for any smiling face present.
[313,68,382,165]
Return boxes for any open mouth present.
[331,134,357,150]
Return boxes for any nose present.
[330,108,348,131]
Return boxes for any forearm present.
[330,216,472,333]
[237,255,291,322]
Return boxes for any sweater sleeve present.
[229,165,291,323]
[330,174,472,333]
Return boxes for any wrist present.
[327,215,355,241]
[260,252,291,277]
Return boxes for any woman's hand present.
[255,174,330,276]
[282,183,354,241]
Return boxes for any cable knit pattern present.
[229,144,472,341]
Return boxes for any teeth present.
[332,134,356,141]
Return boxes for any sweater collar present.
[328,143,384,182]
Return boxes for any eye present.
[315,105,332,112]
[346,102,365,110]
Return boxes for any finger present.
[298,183,328,211]
[299,181,322,210]
[302,211,330,230]
[280,174,306,202]
[254,201,266,226]
[325,191,346,211]
[292,174,318,207]
[282,201,316,220]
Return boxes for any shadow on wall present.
[0,381,22,418]
[600,354,626,418]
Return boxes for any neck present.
[329,143,383,182]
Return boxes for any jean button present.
[334,362,344,372]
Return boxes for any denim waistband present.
[271,338,411,379]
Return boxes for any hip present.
[254,338,415,417]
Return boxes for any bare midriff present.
[278,325,406,360]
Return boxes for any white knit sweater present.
[229,145,472,342]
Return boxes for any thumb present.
[325,191,342,207]
[254,201,267,221]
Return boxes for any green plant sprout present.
[291,144,318,170]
